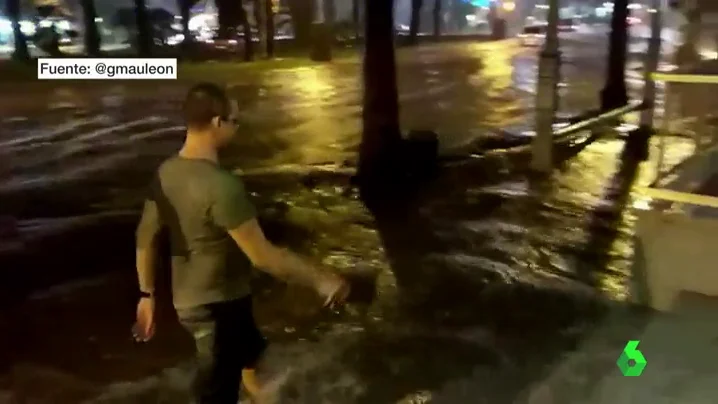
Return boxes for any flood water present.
[0,38,697,403]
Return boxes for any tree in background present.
[351,0,360,39]
[265,0,275,57]
[408,0,423,45]
[80,0,101,56]
[673,3,701,68]
[432,0,441,38]
[254,0,276,58]
[177,0,193,53]
[254,0,267,56]
[323,0,335,27]
[132,0,152,56]
[254,0,278,58]
[35,4,63,56]
[309,0,335,61]
[239,1,253,61]
[287,0,314,48]
[6,0,29,60]
[216,0,253,60]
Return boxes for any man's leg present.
[234,297,267,402]
[178,303,244,404]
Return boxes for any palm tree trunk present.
[7,0,29,60]
[80,0,101,56]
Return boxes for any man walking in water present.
[132,83,350,403]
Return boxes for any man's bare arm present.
[228,218,343,297]
[135,200,163,294]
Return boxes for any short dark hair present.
[183,83,230,129]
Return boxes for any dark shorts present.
[177,296,267,404]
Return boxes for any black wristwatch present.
[139,291,154,299]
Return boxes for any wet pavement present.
[0,36,701,403]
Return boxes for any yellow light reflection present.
[294,67,333,97]
[633,196,653,211]
[279,66,357,165]
[473,42,514,93]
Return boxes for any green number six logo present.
[617,340,647,376]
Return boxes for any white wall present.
[634,209,718,311]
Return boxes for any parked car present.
[519,24,546,47]
[558,18,576,32]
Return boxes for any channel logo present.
[617,340,647,376]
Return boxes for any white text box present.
[37,58,177,80]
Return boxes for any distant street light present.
[502,1,516,12]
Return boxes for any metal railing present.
[553,101,645,138]
[638,71,718,209]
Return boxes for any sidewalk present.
[522,295,718,404]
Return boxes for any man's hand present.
[132,297,156,342]
[318,273,351,309]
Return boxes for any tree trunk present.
[35,5,63,57]
[358,0,402,186]
[288,0,315,48]
[322,0,336,51]
[352,0,360,39]
[324,0,336,26]
[601,0,629,110]
[674,6,701,68]
[217,0,239,39]
[216,0,252,60]
[432,0,441,38]
[80,0,101,56]
[239,3,253,61]
[178,0,193,54]
[133,0,152,56]
[6,0,29,61]
[254,0,268,57]
[309,0,331,61]
[266,0,275,57]
[408,0,423,45]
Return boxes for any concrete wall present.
[633,209,718,311]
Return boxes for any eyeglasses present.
[221,117,240,126]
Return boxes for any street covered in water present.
[0,36,702,403]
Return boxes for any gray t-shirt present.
[137,157,257,309]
